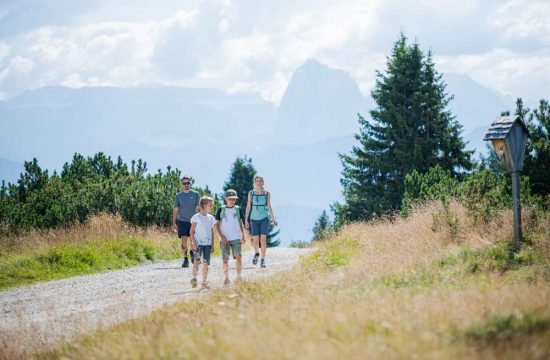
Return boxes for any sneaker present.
[182,258,189,268]
[191,278,197,288]
[261,259,266,268]
[252,253,259,265]
[224,278,231,285]
[190,250,195,263]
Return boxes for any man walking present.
[172,175,200,268]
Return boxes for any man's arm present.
[194,193,200,213]
[172,207,178,232]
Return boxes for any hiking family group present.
[172,175,278,289]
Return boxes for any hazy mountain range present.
[0,59,516,244]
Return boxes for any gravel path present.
[0,248,311,358]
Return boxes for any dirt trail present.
[0,248,310,358]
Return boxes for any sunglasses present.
[182,182,191,185]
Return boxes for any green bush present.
[0,237,179,290]
[461,311,550,343]
[0,153,215,235]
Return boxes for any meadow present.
[34,201,549,359]
[0,214,182,290]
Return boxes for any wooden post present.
[511,171,522,251]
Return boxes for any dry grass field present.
[33,201,549,360]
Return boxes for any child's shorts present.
[194,245,212,264]
[250,217,269,236]
[221,239,242,261]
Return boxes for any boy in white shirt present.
[190,196,216,289]
[215,189,246,285]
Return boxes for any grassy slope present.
[0,214,183,290]
[33,203,550,359]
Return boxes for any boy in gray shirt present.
[172,175,200,268]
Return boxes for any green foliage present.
[521,98,550,199]
[0,153,211,235]
[302,237,358,272]
[402,165,460,215]
[312,210,332,241]
[339,33,471,222]
[460,311,550,343]
[222,156,256,209]
[401,164,541,228]
[458,240,537,274]
[0,237,180,290]
[289,240,310,248]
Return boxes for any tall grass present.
[32,202,550,359]
[0,214,180,290]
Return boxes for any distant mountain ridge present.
[276,59,372,144]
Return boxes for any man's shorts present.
[250,217,269,236]
[177,220,191,237]
[221,239,242,261]
[194,245,212,265]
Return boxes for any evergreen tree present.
[222,156,256,208]
[339,34,471,221]
[223,156,279,247]
[513,98,550,198]
[312,210,331,241]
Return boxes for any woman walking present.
[245,175,277,268]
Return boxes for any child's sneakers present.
[252,253,259,265]
[260,259,266,268]
[224,278,231,285]
[182,258,189,268]
[191,278,197,288]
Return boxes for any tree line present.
[0,153,280,246]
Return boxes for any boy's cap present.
[225,189,238,199]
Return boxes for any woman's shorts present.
[250,217,269,236]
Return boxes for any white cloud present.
[0,0,548,103]
[0,42,10,62]
[490,0,550,44]
[436,48,550,101]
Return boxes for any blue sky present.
[0,0,548,103]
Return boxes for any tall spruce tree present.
[506,98,550,198]
[340,34,471,221]
[223,156,279,247]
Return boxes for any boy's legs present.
[230,240,243,278]
[236,255,242,278]
[221,241,230,280]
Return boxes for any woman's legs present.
[260,235,267,259]
[252,235,260,254]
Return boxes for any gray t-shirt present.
[173,190,200,222]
